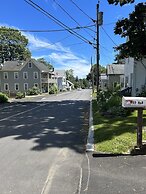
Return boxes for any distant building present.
[54,70,67,91]
[99,73,108,91]
[0,59,55,96]
[107,64,124,89]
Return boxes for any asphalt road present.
[1,89,146,194]
[0,89,91,194]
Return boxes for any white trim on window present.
[14,72,19,79]
[4,83,9,91]
[24,83,28,91]
[3,72,8,79]
[14,83,19,91]
[33,72,38,79]
[23,72,28,79]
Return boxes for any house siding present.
[0,61,41,94]
[108,75,121,89]
[134,58,146,96]
[124,58,146,96]
[107,64,124,89]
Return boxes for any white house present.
[124,57,146,96]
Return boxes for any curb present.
[86,94,94,152]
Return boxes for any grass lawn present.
[93,99,146,154]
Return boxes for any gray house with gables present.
[107,64,124,89]
[0,59,55,96]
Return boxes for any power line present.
[65,42,84,47]
[24,0,94,47]
[53,0,94,38]
[103,22,116,26]
[101,26,118,46]
[99,44,113,53]
[0,24,95,33]
[69,0,95,23]
[85,26,96,33]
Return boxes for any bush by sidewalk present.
[0,92,8,103]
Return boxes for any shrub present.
[49,84,58,94]
[27,86,40,95]
[15,92,25,99]
[0,93,8,103]
[97,90,132,117]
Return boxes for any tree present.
[114,3,146,60]
[87,64,106,86]
[66,69,75,83]
[108,0,135,6]
[37,58,54,70]
[0,27,31,63]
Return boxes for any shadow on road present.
[0,100,89,154]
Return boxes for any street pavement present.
[0,89,146,194]
[0,89,90,194]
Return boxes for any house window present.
[49,73,51,79]
[24,83,28,90]
[4,83,9,91]
[34,83,38,88]
[28,62,32,68]
[23,72,28,79]
[14,72,19,79]
[3,72,8,79]
[113,82,118,88]
[33,72,38,79]
[15,83,19,91]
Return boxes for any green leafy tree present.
[37,58,54,70]
[87,64,106,86]
[0,27,31,63]
[114,3,146,59]
[108,0,135,6]
[65,69,89,89]
[66,69,75,83]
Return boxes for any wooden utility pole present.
[96,3,99,95]
[96,1,103,98]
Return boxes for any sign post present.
[122,96,146,148]
[137,108,143,148]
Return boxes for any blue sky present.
[0,0,143,77]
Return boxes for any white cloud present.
[0,23,90,78]
[33,52,90,78]
[24,33,70,53]
[49,52,90,78]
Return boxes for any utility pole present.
[96,1,103,97]
[96,3,99,95]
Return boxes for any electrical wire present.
[69,0,95,23]
[53,0,94,38]
[65,42,84,47]
[99,44,113,53]
[103,22,116,26]
[101,26,118,46]
[24,0,94,47]
[0,24,95,33]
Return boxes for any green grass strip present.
[93,100,146,154]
